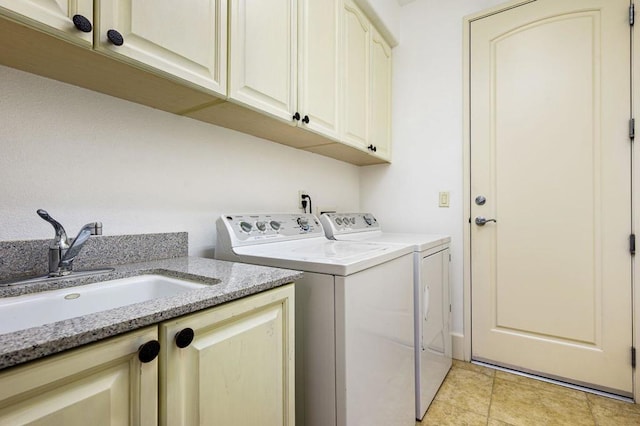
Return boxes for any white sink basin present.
[0,274,208,335]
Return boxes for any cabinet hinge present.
[631,3,635,26]
[449,253,452,262]
[632,347,636,368]
[630,234,636,255]
[630,118,635,141]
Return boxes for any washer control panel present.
[218,213,324,244]
[319,212,381,237]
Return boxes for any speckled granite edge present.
[0,257,303,370]
[0,232,188,281]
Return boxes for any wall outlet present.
[298,190,308,209]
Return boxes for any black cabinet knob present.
[292,112,301,121]
[302,115,310,124]
[107,29,124,46]
[175,328,195,349]
[138,340,161,363]
[367,144,377,153]
[373,146,377,152]
[72,15,92,33]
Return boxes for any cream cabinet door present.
[229,0,297,122]
[160,284,295,426]
[0,0,93,46]
[342,0,370,150]
[369,26,392,161]
[0,327,158,426]
[95,0,227,96]
[297,0,341,140]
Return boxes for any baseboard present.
[452,332,465,361]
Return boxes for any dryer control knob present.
[335,217,343,226]
[270,220,281,231]
[256,221,267,232]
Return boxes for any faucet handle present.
[37,209,69,248]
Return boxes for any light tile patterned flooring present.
[418,360,640,425]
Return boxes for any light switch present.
[439,191,450,208]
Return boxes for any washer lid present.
[233,238,412,276]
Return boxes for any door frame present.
[461,0,638,402]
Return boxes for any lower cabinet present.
[0,326,159,426]
[159,284,295,425]
[0,284,294,426]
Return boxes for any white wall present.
[0,66,360,258]
[360,0,506,336]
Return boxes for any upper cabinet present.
[0,0,94,46]
[229,0,297,121]
[0,0,392,165]
[369,26,392,160]
[341,0,392,161]
[297,0,341,140]
[342,0,370,149]
[95,0,227,96]
[229,0,341,141]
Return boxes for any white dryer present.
[320,213,452,420]
[215,213,416,426]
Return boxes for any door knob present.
[475,216,497,226]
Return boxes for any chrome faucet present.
[37,209,103,277]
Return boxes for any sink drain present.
[64,293,81,300]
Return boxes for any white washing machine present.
[215,213,416,426]
[320,213,452,420]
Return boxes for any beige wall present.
[360,0,508,336]
[0,66,360,257]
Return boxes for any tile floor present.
[418,360,640,425]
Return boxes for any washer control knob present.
[342,217,350,225]
[256,221,267,232]
[335,217,343,226]
[270,220,281,231]
[363,214,375,226]
[240,221,253,233]
[350,217,356,225]
[297,217,310,231]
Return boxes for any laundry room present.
[1,0,640,425]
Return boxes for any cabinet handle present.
[72,15,92,33]
[107,29,124,46]
[175,327,195,349]
[292,112,301,121]
[302,115,310,124]
[367,144,377,152]
[138,340,161,363]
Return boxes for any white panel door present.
[470,0,632,395]
[297,0,341,139]
[0,0,93,46]
[342,0,370,149]
[160,285,295,426]
[96,0,227,96]
[229,0,297,122]
[369,26,392,160]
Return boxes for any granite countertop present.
[0,256,303,370]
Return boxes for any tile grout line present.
[485,370,496,425]
[585,392,598,426]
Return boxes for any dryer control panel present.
[320,213,382,238]
[217,213,324,247]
